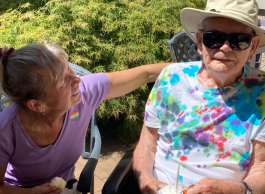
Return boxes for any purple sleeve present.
[0,135,13,166]
[79,73,110,110]
[0,133,14,166]
[0,106,16,166]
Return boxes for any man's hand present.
[31,183,62,194]
[139,175,167,194]
[186,178,244,194]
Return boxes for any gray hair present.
[0,44,68,108]
[199,18,207,30]
[199,17,256,34]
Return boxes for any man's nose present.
[220,40,232,52]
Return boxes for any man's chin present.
[208,61,235,73]
[209,66,230,73]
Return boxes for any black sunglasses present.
[202,31,254,51]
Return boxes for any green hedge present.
[0,0,206,142]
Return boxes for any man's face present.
[196,17,260,75]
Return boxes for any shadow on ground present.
[84,119,137,158]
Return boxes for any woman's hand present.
[186,177,245,194]
[31,183,62,194]
[139,175,167,194]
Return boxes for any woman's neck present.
[19,108,66,147]
[19,108,65,128]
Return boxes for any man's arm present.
[187,139,265,194]
[243,140,265,193]
[133,124,167,194]
[105,63,171,99]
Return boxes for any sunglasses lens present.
[203,32,226,49]
[202,31,253,51]
[229,34,252,50]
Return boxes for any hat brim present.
[180,8,265,48]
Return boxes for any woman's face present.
[41,62,81,114]
[196,17,260,75]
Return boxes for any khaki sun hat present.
[180,0,265,48]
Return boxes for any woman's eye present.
[60,78,66,86]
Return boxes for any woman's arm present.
[0,165,30,194]
[133,124,167,194]
[105,63,171,99]
[0,165,61,194]
[187,139,265,194]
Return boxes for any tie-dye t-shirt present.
[144,62,265,190]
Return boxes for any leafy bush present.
[0,0,206,142]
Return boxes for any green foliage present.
[0,0,48,14]
[0,0,206,142]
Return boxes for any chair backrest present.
[246,19,265,68]
[166,31,202,63]
[68,62,97,160]
[0,92,9,112]
[167,19,265,69]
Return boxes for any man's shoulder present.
[244,65,265,79]
[162,61,203,74]
[152,61,202,91]
[157,61,202,82]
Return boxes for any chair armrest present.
[102,149,134,194]
[76,157,98,193]
[76,124,101,193]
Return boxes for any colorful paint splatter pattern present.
[145,62,265,186]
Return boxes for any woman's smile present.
[72,90,79,97]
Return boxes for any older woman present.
[0,44,170,194]
[133,0,265,193]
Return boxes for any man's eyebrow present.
[204,29,222,32]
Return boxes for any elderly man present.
[133,0,265,194]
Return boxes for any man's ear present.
[26,99,43,113]
[196,29,203,55]
[247,35,261,62]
